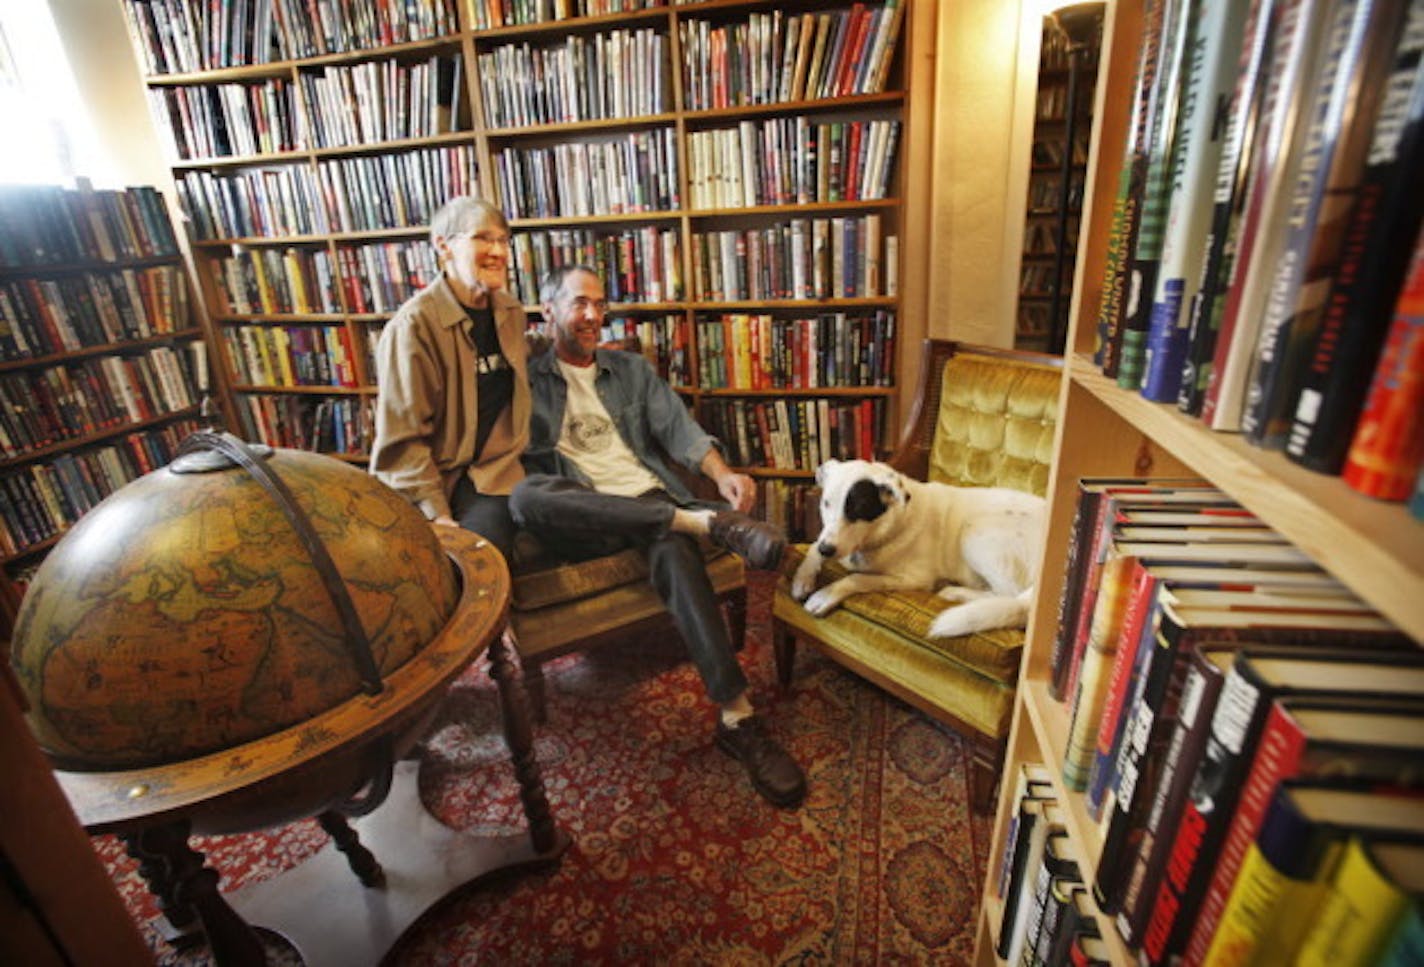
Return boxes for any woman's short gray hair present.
[429,196,508,243]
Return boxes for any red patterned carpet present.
[93,575,993,964]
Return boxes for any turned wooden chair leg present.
[772,620,797,690]
[969,747,1001,814]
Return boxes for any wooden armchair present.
[504,336,747,721]
[771,340,1062,811]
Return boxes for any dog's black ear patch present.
[844,478,890,522]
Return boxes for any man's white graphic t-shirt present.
[556,358,662,497]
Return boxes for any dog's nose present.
[818,541,837,557]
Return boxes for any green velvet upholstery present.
[771,340,1062,811]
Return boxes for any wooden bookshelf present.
[0,183,225,626]
[118,0,915,539]
[975,1,1424,964]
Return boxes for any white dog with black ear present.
[790,459,1047,638]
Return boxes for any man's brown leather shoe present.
[716,716,806,808]
[708,510,786,571]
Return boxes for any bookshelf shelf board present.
[1,531,62,567]
[1071,357,1424,641]
[688,198,900,218]
[695,297,897,310]
[217,314,354,325]
[193,233,335,247]
[232,385,376,396]
[0,329,207,375]
[170,149,313,171]
[0,254,184,279]
[699,386,893,398]
[1020,679,1134,966]
[681,91,906,126]
[738,467,816,479]
[144,36,464,85]
[0,404,203,472]
[484,113,679,139]
[308,130,474,160]
[509,211,684,228]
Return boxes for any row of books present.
[470,0,668,31]
[210,246,341,316]
[757,477,824,543]
[0,420,203,558]
[0,183,179,268]
[689,215,895,301]
[1045,475,1421,965]
[232,393,371,456]
[678,2,905,111]
[694,310,895,390]
[493,128,681,219]
[0,344,207,461]
[508,225,681,306]
[148,80,303,160]
[222,325,362,389]
[209,240,439,317]
[176,145,478,240]
[1030,133,1090,170]
[685,117,901,210]
[120,0,459,73]
[1091,0,1424,503]
[296,55,466,150]
[476,28,670,129]
[1027,174,1082,212]
[996,765,1113,967]
[0,265,192,361]
[700,395,888,474]
[591,314,690,386]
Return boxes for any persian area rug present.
[92,576,993,964]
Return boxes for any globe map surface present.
[10,447,458,772]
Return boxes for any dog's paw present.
[791,561,819,601]
[803,587,842,617]
[927,609,976,639]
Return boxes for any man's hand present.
[716,471,757,514]
[431,515,460,528]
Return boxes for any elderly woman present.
[369,196,529,562]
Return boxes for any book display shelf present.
[975,1,1424,965]
[1015,9,1100,354]
[119,0,912,537]
[0,182,225,629]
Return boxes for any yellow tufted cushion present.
[780,545,1023,683]
[929,354,1059,495]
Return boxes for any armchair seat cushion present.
[780,545,1024,684]
[511,540,726,612]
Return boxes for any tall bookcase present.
[974,2,1424,964]
[1015,9,1101,354]
[0,182,225,632]
[118,0,913,538]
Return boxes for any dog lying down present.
[791,459,1047,638]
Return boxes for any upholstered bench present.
[771,340,1061,811]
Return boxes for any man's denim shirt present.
[524,347,721,504]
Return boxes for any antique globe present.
[8,434,506,833]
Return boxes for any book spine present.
[1285,4,1424,471]
[1240,0,1400,447]
[1097,0,1170,376]
[1118,0,1199,391]
[1140,0,1252,402]
[1063,555,1139,790]
[1340,228,1424,499]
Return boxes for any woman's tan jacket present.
[369,276,530,519]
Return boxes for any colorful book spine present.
[1340,226,1424,499]
[1140,0,1253,402]
[1241,0,1408,448]
[1285,4,1424,470]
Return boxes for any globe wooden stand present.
[56,530,569,966]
